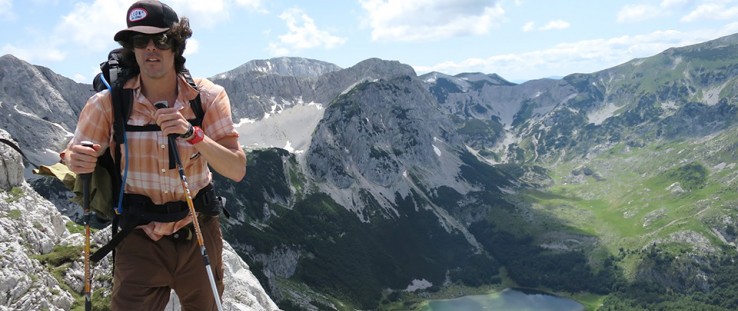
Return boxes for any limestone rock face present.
[0,55,90,172]
[0,187,74,310]
[0,129,24,190]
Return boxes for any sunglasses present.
[130,34,172,50]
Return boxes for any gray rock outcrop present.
[0,129,24,190]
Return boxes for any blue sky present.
[2,0,738,83]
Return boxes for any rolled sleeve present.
[197,79,239,142]
[67,91,113,155]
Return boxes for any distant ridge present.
[217,56,342,79]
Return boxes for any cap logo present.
[129,8,148,22]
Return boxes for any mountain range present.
[3,32,738,310]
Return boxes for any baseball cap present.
[114,0,179,42]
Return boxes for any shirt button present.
[160,144,166,149]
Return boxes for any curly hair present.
[118,17,193,76]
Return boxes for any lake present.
[421,288,584,311]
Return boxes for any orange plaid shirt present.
[67,74,238,205]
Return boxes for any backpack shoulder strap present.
[181,69,204,126]
[106,84,128,265]
[111,86,131,145]
[108,85,127,197]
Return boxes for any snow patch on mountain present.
[703,84,726,106]
[237,101,325,153]
[587,102,621,125]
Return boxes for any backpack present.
[91,48,205,219]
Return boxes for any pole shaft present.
[169,136,224,311]
[80,142,93,311]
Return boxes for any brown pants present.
[111,216,224,311]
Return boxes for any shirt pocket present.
[177,140,202,169]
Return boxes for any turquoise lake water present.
[421,288,584,311]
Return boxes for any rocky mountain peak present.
[0,56,91,173]
[306,74,468,216]
[0,54,23,65]
[348,57,417,78]
[219,57,342,79]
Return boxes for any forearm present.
[192,135,246,182]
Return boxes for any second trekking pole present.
[80,141,94,311]
[155,101,224,311]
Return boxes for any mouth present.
[144,54,161,63]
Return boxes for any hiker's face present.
[132,34,175,79]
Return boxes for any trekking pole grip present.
[80,141,94,183]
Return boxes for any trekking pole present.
[154,102,224,311]
[79,141,94,311]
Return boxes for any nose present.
[145,39,157,50]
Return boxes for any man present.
[61,0,246,309]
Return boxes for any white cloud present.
[52,0,267,49]
[29,0,60,4]
[1,44,30,61]
[174,0,227,19]
[359,0,505,42]
[523,19,570,32]
[0,0,14,20]
[617,4,659,23]
[234,0,268,13]
[167,0,267,27]
[522,21,535,32]
[267,42,290,56]
[414,27,734,81]
[540,19,570,31]
[3,0,261,82]
[618,0,738,23]
[681,2,738,21]
[7,0,249,66]
[660,0,690,8]
[184,38,199,56]
[57,0,130,51]
[1,43,66,62]
[38,0,266,56]
[268,8,346,55]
